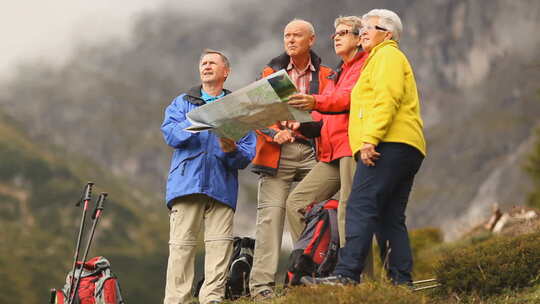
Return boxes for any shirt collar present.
[342,50,366,69]
[200,88,225,103]
[287,56,315,73]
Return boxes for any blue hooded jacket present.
[161,85,256,210]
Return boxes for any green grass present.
[434,231,540,298]
[228,282,428,304]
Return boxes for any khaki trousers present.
[164,194,234,304]
[250,142,316,294]
[286,156,374,279]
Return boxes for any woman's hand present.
[360,143,380,166]
[288,93,316,111]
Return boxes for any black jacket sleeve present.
[297,121,323,138]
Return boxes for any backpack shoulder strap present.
[94,268,125,304]
[327,209,339,248]
[315,209,340,276]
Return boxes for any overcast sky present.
[0,0,222,77]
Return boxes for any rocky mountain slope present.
[0,0,539,242]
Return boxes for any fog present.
[0,0,226,77]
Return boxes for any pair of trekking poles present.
[49,182,108,304]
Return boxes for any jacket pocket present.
[169,151,205,176]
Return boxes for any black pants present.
[333,143,423,284]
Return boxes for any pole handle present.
[92,192,107,219]
[76,182,94,206]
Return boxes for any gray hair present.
[287,18,315,36]
[200,48,230,69]
[334,16,363,34]
[363,9,403,42]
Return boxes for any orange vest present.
[252,51,334,176]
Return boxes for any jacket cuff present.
[362,136,380,146]
[297,121,322,138]
[313,95,324,111]
[259,128,278,141]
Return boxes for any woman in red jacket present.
[285,15,374,278]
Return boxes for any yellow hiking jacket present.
[348,40,426,157]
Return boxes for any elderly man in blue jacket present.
[161,49,256,304]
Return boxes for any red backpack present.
[286,199,340,285]
[52,256,124,304]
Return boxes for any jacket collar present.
[184,85,232,105]
[329,49,366,82]
[267,50,322,72]
[367,40,398,59]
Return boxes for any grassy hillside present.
[0,112,169,303]
[228,228,540,304]
[2,108,539,303]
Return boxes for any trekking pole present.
[413,278,437,284]
[412,278,440,291]
[65,182,94,301]
[68,192,107,304]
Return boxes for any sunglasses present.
[331,29,360,40]
[359,25,389,34]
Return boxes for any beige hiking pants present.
[250,142,316,295]
[286,156,374,279]
[163,194,234,304]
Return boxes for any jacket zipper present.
[201,132,212,190]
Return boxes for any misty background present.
[1,0,539,302]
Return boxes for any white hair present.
[287,18,315,36]
[363,9,403,42]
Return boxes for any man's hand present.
[219,137,237,153]
[273,129,295,144]
[359,143,380,167]
[288,93,316,111]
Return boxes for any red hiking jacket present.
[308,51,368,162]
[251,51,334,176]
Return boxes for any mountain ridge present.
[1,0,539,240]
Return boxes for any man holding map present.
[161,49,256,304]
[249,19,334,300]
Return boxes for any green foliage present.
[434,232,540,298]
[370,228,443,280]
[410,227,444,253]
[525,125,540,210]
[0,115,169,303]
[410,228,444,279]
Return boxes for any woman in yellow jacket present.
[306,9,426,286]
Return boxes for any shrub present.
[371,227,443,280]
[409,227,443,279]
[435,231,540,298]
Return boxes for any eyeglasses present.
[359,25,389,34]
[331,29,359,40]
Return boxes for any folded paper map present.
[185,69,311,140]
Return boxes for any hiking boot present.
[301,275,358,286]
[252,289,274,301]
